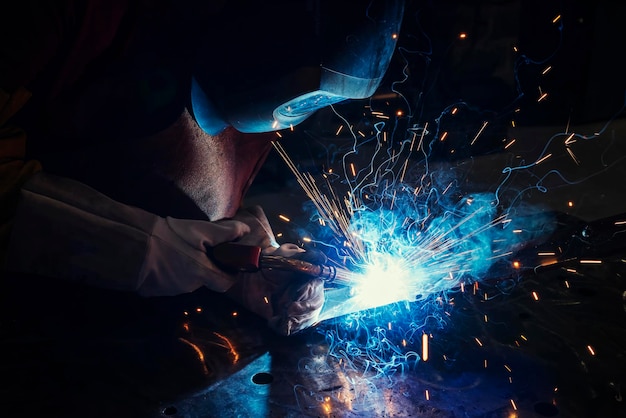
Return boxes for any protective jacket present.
[1,0,274,290]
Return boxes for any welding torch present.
[212,242,339,283]
[212,243,376,322]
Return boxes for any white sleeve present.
[4,172,248,296]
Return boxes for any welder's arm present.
[5,172,325,335]
[4,171,251,296]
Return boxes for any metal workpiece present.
[161,256,626,418]
[2,238,625,417]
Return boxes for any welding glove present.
[4,171,250,296]
[224,206,326,336]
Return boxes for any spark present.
[535,153,552,165]
[566,147,580,165]
[263,5,603,379]
[471,121,488,146]
[564,132,576,145]
[322,397,332,414]
[422,333,429,361]
[580,259,602,264]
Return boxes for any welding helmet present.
[190,0,405,134]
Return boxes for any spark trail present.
[267,7,626,384]
[273,129,552,320]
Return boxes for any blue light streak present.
[271,5,626,385]
[304,132,557,378]
[271,98,559,378]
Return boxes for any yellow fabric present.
[0,87,42,266]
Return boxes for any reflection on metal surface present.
[212,332,240,364]
[1,223,625,417]
[178,337,210,376]
[173,352,274,417]
[164,252,625,417]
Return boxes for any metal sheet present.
[2,243,625,417]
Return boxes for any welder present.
[0,0,404,335]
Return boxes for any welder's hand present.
[225,243,325,336]
[228,205,280,250]
[223,206,325,335]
